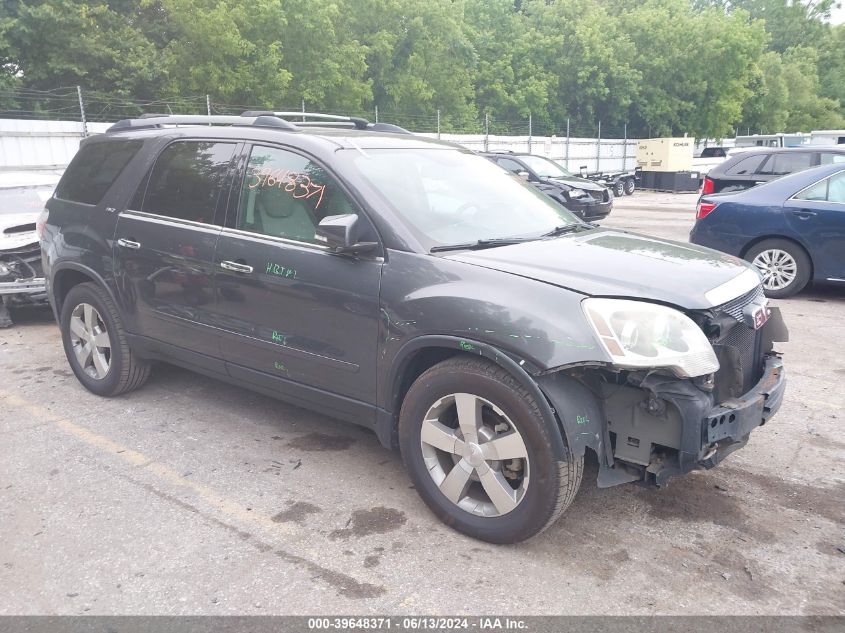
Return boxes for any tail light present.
[696,202,717,220]
[701,177,715,194]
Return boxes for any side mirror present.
[316,214,378,255]
[516,170,530,181]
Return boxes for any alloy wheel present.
[420,393,529,517]
[752,248,797,291]
[69,303,112,379]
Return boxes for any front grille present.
[710,284,765,394]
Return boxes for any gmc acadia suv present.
[40,112,788,543]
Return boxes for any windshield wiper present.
[541,224,590,238]
[430,237,533,253]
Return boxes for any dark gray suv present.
[40,112,788,543]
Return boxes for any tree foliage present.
[1,0,843,137]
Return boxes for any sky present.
[830,2,845,24]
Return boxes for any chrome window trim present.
[220,226,330,252]
[119,209,222,233]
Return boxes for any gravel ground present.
[1,191,843,615]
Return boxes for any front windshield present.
[342,148,579,248]
[0,186,54,215]
[518,155,574,179]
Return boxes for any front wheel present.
[623,177,636,195]
[745,239,812,298]
[399,357,583,543]
[613,180,625,197]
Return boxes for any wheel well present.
[53,269,96,313]
[393,347,460,414]
[740,235,814,277]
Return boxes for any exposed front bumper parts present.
[0,277,47,296]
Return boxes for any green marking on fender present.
[576,415,590,425]
[459,340,475,351]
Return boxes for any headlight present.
[568,188,587,199]
[582,298,719,378]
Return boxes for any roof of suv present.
[103,113,461,152]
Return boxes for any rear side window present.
[138,141,236,225]
[820,153,845,165]
[757,152,814,176]
[724,154,767,176]
[55,139,142,205]
[497,157,525,173]
[795,171,845,203]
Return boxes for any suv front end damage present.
[0,244,47,327]
[539,287,788,488]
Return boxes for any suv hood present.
[544,176,604,191]
[446,228,759,310]
[0,212,39,251]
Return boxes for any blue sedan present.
[690,162,845,298]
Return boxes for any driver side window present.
[238,146,355,244]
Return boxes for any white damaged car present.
[0,171,60,327]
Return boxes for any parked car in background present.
[41,112,787,543]
[0,171,60,327]
[692,146,728,176]
[701,147,845,194]
[691,163,845,298]
[481,151,612,221]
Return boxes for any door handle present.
[791,209,817,219]
[220,260,254,274]
[117,238,141,249]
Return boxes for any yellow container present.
[636,137,694,172]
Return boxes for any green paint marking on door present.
[273,361,288,372]
[265,262,297,279]
[576,415,590,425]
[271,331,286,344]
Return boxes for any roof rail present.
[243,111,371,130]
[107,114,298,133]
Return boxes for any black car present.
[702,146,845,194]
[481,151,612,220]
[40,112,787,543]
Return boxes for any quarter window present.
[55,139,142,205]
[238,146,355,244]
[138,141,236,224]
[724,154,766,176]
[497,157,526,173]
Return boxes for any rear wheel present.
[745,239,811,298]
[399,357,582,543]
[623,177,636,195]
[60,282,150,396]
[613,180,625,197]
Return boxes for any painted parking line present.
[0,390,386,599]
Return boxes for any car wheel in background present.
[745,239,812,298]
[623,178,636,195]
[399,356,583,543]
[60,282,151,396]
[613,180,625,197]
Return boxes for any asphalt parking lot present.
[1,191,843,616]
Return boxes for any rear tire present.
[613,180,625,197]
[399,356,582,543]
[623,178,636,195]
[745,239,812,298]
[60,282,150,396]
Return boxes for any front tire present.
[399,357,582,543]
[745,239,811,298]
[60,282,150,396]
[613,180,625,197]
[623,177,636,195]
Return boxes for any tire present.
[623,177,636,195]
[613,180,625,197]
[744,239,812,298]
[399,356,583,543]
[60,282,150,396]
